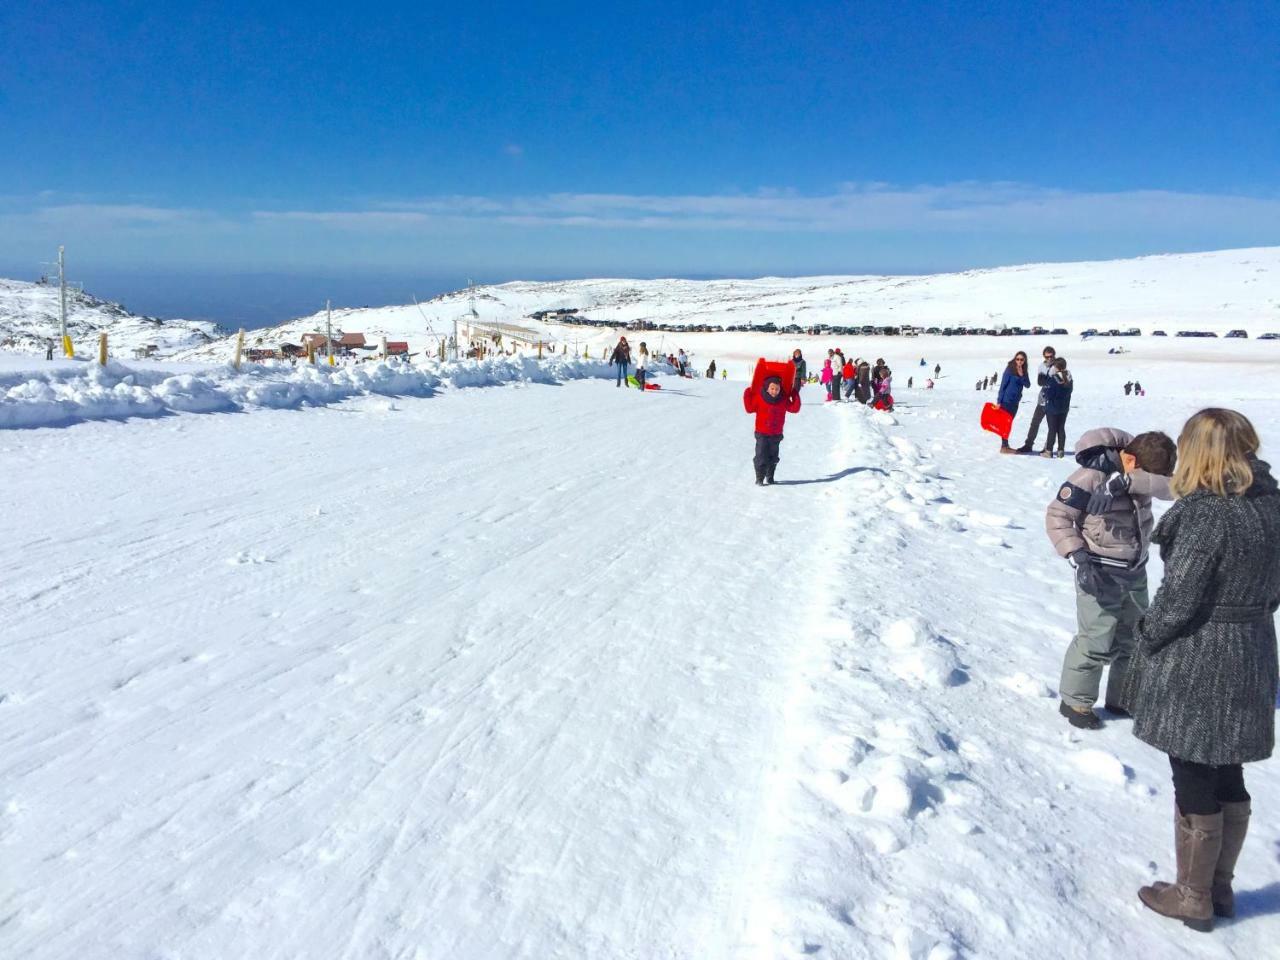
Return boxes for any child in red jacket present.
[743,359,801,485]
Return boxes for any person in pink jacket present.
[820,358,833,401]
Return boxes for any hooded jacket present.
[743,377,800,436]
[1043,370,1073,416]
[1045,427,1172,569]
[792,355,807,383]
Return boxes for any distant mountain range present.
[5,247,1279,361]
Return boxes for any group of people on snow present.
[1040,407,1278,933]
[817,349,894,410]
[608,337,718,389]
[996,345,1074,457]
[1125,379,1146,397]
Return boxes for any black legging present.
[1169,756,1250,815]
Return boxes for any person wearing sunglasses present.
[1017,346,1058,453]
[997,351,1031,453]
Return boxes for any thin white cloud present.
[502,143,525,158]
[253,183,1280,234]
[4,184,1278,239]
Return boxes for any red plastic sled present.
[644,382,661,390]
[749,357,795,396]
[980,402,1014,439]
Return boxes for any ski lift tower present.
[40,246,76,357]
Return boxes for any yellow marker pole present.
[62,334,74,358]
[98,333,108,365]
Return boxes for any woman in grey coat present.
[1126,408,1280,932]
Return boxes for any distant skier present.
[609,336,631,387]
[982,375,990,390]
[1045,429,1176,729]
[1125,381,1134,396]
[934,363,942,377]
[707,359,717,380]
[907,376,913,389]
[744,360,801,486]
[976,380,982,391]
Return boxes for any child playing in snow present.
[1044,429,1177,729]
[743,360,801,485]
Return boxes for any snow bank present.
[0,356,614,428]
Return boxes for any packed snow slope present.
[2,344,1278,959]
[0,278,222,356]
[176,246,1280,363]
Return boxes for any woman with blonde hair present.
[1127,408,1280,931]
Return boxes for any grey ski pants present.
[1059,572,1148,710]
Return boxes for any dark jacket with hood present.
[1125,458,1280,765]
[1045,427,1172,569]
[792,355,807,383]
[1043,371,1073,416]
[743,377,801,436]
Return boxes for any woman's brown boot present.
[1139,808,1224,932]
[1212,800,1251,918]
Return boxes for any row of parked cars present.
[533,311,1278,340]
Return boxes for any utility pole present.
[326,299,335,366]
[58,246,73,357]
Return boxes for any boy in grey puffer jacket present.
[1045,428,1176,728]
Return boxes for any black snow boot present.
[765,467,776,485]
[1059,701,1103,730]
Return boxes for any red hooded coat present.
[743,359,801,436]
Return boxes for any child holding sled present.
[1045,429,1177,729]
[743,358,801,485]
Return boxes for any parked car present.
[1152,330,1167,336]
[1225,329,1249,338]
[1050,328,1068,336]
[1081,328,1099,338]
[1258,332,1280,340]
[925,327,941,335]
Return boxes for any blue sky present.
[1,0,1277,323]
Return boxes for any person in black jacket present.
[1126,409,1280,931]
[1039,357,1073,458]
[791,349,806,391]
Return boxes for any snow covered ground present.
[1,342,1278,959]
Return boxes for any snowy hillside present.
[179,246,1280,364]
[0,278,223,357]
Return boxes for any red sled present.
[873,395,894,411]
[644,382,661,391]
[749,357,795,396]
[981,402,1013,439]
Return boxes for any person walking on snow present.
[1039,357,1073,458]
[707,359,716,379]
[635,341,650,390]
[791,349,806,391]
[1122,409,1280,932]
[934,362,941,377]
[1017,345,1057,453]
[841,357,856,400]
[1125,381,1134,396]
[820,358,833,400]
[609,337,631,387]
[996,351,1031,453]
[743,363,801,485]
[829,349,845,402]
[1045,429,1176,729]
